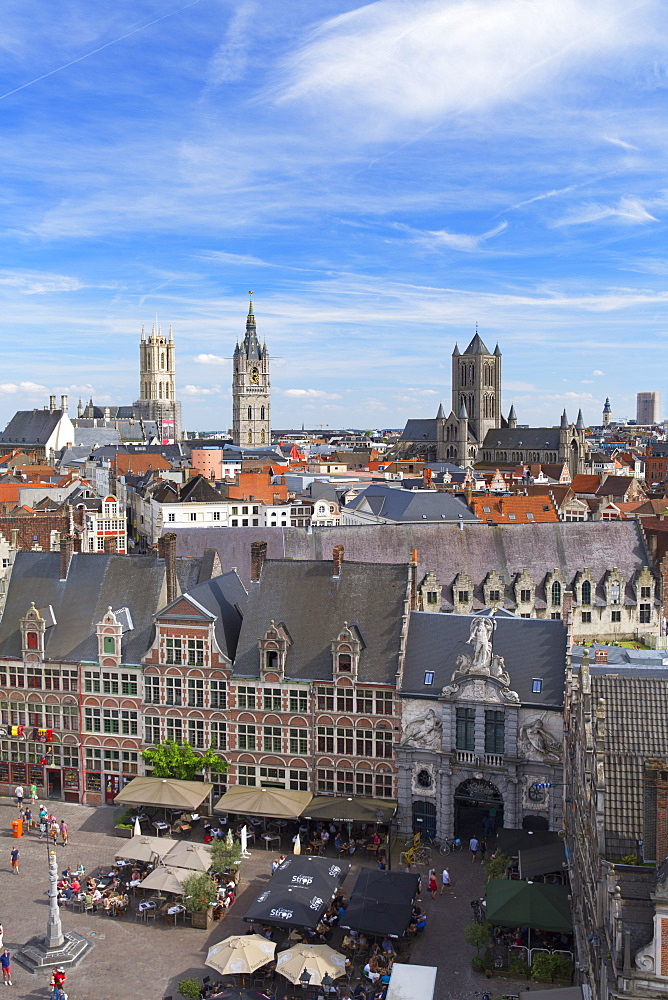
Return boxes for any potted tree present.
[113,809,136,838]
[182,870,219,929]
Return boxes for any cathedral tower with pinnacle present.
[451,330,502,447]
[232,293,271,447]
[134,323,182,442]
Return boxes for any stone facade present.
[232,295,271,447]
[397,612,566,841]
[134,324,182,442]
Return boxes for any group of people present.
[56,864,130,915]
[211,872,238,920]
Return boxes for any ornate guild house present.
[397,609,567,840]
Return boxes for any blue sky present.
[0,0,667,432]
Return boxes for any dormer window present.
[610,580,621,605]
[259,621,291,680]
[265,649,279,672]
[103,636,116,655]
[27,632,38,650]
[337,651,352,672]
[332,623,363,680]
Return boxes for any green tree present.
[210,835,243,873]
[140,739,229,780]
[178,977,203,999]
[464,921,492,956]
[182,870,219,913]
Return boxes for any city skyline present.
[0,0,666,430]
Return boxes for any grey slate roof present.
[463,332,491,354]
[0,410,64,446]
[400,419,438,443]
[72,427,121,448]
[233,560,408,683]
[343,484,479,523]
[158,571,247,660]
[401,610,566,706]
[482,427,563,450]
[166,520,653,598]
[0,551,166,663]
[588,673,668,860]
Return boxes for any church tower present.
[232,293,271,447]
[451,331,501,447]
[134,324,181,442]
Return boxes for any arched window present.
[247,405,252,421]
[581,580,591,606]
[468,363,474,385]
[160,352,165,369]
[261,430,265,444]
[26,632,38,650]
[337,653,352,672]
[460,365,466,387]
[158,383,163,399]
[260,406,265,421]
[248,430,253,444]
[551,581,562,607]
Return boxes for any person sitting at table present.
[320,828,330,844]
[371,832,381,846]
[91,888,103,907]
[334,832,343,851]
[102,896,112,913]
[212,900,225,921]
[70,878,81,893]
[381,936,395,956]
[416,912,427,932]
[62,866,73,880]
[262,925,274,940]
[86,876,97,890]
[363,960,380,983]
[353,985,367,999]
[223,890,235,909]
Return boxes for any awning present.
[113,777,213,811]
[520,989,585,1000]
[214,786,312,819]
[301,796,397,824]
[518,842,566,879]
[244,855,350,929]
[485,879,572,933]
[115,835,175,862]
[495,829,561,857]
[340,869,419,937]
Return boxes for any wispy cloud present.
[193,354,229,366]
[400,221,508,252]
[0,381,46,394]
[554,196,658,226]
[182,384,220,396]
[283,388,342,400]
[0,270,83,294]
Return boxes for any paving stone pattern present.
[0,803,536,1000]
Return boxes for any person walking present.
[50,968,66,998]
[440,867,453,895]
[479,837,487,863]
[469,835,479,863]
[10,847,19,875]
[0,948,11,985]
[428,870,438,899]
[29,783,38,804]
[38,816,47,840]
[23,807,32,833]
[14,786,23,809]
[0,922,4,949]
[59,821,68,846]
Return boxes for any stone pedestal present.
[14,848,93,974]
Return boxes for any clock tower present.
[232,293,271,447]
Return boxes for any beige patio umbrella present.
[276,944,347,986]
[139,865,193,894]
[205,935,276,976]
[164,841,212,871]
[213,785,312,819]
[114,776,213,811]
[115,835,175,863]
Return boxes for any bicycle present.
[440,837,463,856]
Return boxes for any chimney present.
[49,395,56,412]
[333,544,344,578]
[594,648,608,664]
[655,769,668,864]
[60,395,68,413]
[250,541,268,583]
[10,529,18,550]
[59,534,74,580]
[158,532,178,604]
[409,548,418,610]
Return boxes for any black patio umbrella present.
[244,855,350,929]
[340,869,419,937]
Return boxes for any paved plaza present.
[0,801,533,1000]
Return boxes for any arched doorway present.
[412,799,437,838]
[454,778,503,839]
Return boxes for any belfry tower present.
[134,324,182,442]
[451,330,501,447]
[232,293,271,447]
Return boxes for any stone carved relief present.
[522,774,551,811]
[399,708,442,750]
[442,616,519,703]
[518,718,562,763]
[411,763,436,797]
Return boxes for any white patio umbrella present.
[115,835,175,863]
[276,944,347,986]
[163,841,212,871]
[133,816,141,837]
[240,825,251,858]
[205,934,275,976]
[293,833,301,855]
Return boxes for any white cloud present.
[402,221,508,253]
[182,384,220,396]
[554,196,658,227]
[283,388,342,399]
[602,135,639,151]
[197,251,272,267]
[0,381,46,394]
[592,370,604,376]
[193,354,229,366]
[0,270,83,294]
[278,0,663,137]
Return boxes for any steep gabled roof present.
[0,410,64,446]
[156,571,247,660]
[463,332,491,355]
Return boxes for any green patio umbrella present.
[485,879,572,933]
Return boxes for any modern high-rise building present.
[232,294,271,447]
[134,324,182,442]
[637,391,661,425]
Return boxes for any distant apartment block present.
[637,391,661,424]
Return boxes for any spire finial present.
[248,291,254,316]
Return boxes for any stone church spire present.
[232,293,271,447]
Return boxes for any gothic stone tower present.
[232,294,271,447]
[134,324,182,442]
[451,331,501,447]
